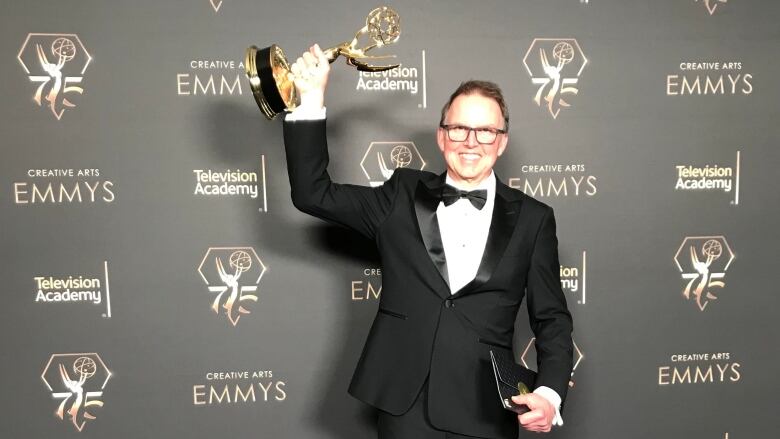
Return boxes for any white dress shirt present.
[286,105,326,121]
[286,106,564,426]
[437,173,496,294]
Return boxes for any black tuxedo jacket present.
[283,119,573,439]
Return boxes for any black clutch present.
[489,348,537,414]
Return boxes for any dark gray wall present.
[1,1,777,438]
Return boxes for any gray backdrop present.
[1,1,778,438]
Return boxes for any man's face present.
[437,93,508,188]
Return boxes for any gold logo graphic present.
[41,353,111,431]
[198,247,267,326]
[521,338,584,388]
[696,0,728,15]
[674,236,735,311]
[522,39,587,119]
[360,141,426,187]
[17,34,92,120]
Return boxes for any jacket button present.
[444,299,454,308]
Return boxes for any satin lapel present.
[452,184,522,297]
[413,175,450,296]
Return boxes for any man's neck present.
[445,171,495,191]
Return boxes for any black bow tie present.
[440,184,488,210]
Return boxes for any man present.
[282,44,574,438]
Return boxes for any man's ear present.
[436,127,446,153]
[497,133,509,157]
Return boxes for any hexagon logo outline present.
[521,337,584,378]
[360,141,427,187]
[17,33,93,120]
[697,0,728,15]
[674,235,735,273]
[522,38,588,119]
[674,235,735,311]
[40,352,111,431]
[197,246,268,326]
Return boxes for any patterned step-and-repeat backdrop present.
[1,1,778,438]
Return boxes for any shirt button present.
[444,299,455,308]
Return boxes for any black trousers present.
[376,378,488,439]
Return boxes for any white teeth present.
[460,153,480,160]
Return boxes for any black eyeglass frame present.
[439,124,508,144]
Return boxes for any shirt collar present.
[445,171,496,196]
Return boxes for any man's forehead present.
[445,94,504,126]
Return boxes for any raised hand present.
[287,44,331,111]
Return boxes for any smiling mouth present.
[459,153,481,161]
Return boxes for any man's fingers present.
[294,58,310,77]
[518,409,545,426]
[302,51,318,69]
[526,425,551,433]
[510,390,555,432]
[312,44,329,66]
[520,419,551,433]
[511,394,533,408]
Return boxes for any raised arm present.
[282,44,400,239]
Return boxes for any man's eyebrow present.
[445,123,501,129]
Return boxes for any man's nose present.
[464,129,479,147]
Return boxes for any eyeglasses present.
[439,124,507,144]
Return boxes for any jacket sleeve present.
[283,118,401,239]
[525,206,574,404]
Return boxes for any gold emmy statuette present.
[245,6,401,119]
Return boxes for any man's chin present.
[451,171,487,184]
